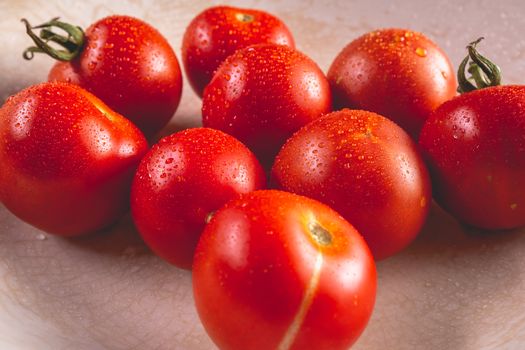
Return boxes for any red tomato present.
[272,109,431,259]
[193,190,376,350]
[0,82,148,236]
[419,85,525,229]
[131,128,266,269]
[327,28,456,138]
[182,5,295,97]
[23,16,183,137]
[202,44,332,168]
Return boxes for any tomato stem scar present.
[308,221,332,246]
[235,12,255,23]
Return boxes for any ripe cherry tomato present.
[182,5,295,97]
[327,28,456,138]
[420,39,525,230]
[193,190,376,350]
[131,128,266,269]
[0,82,148,236]
[22,16,183,137]
[202,44,332,168]
[272,109,431,259]
[419,86,525,229]
[420,86,525,229]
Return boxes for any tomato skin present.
[131,128,266,269]
[327,28,456,137]
[48,15,183,137]
[271,109,431,260]
[193,190,376,350]
[202,44,332,168]
[0,82,148,236]
[419,85,525,229]
[182,5,295,97]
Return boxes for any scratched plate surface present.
[1,1,525,349]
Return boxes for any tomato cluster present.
[1,5,523,350]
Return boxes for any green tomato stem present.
[22,17,85,61]
[457,37,502,93]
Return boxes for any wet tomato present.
[327,28,456,138]
[182,5,295,97]
[272,109,431,259]
[420,39,525,230]
[193,190,376,350]
[0,82,148,236]
[23,15,183,137]
[202,44,332,168]
[419,85,525,229]
[131,128,266,269]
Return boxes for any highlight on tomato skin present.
[182,5,295,97]
[419,85,525,230]
[0,82,148,236]
[23,15,183,137]
[327,28,456,138]
[202,43,332,169]
[130,127,266,269]
[193,190,376,350]
[271,109,431,260]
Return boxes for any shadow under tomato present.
[65,212,152,258]
[411,201,524,249]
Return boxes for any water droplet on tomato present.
[415,47,427,57]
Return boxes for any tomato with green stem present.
[22,15,182,137]
[419,38,525,229]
